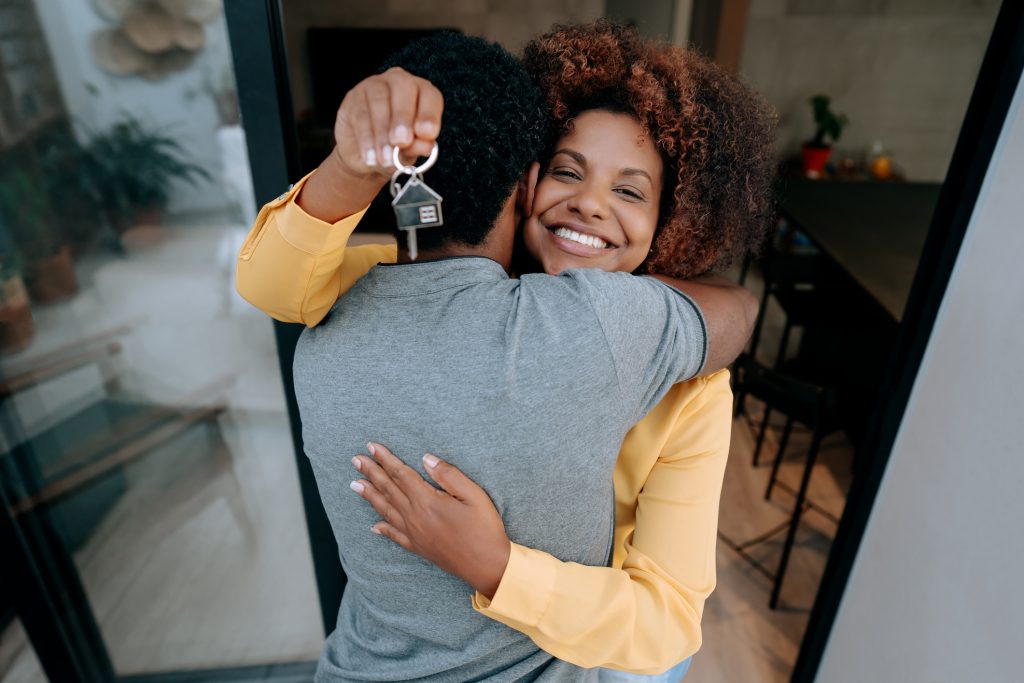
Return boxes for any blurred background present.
[0,1,1009,682]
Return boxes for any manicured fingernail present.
[364,149,377,166]
[392,125,411,143]
[415,121,436,137]
[382,145,393,166]
[352,457,361,471]
[371,525,382,535]
[423,453,439,469]
[367,442,377,456]
[349,481,364,493]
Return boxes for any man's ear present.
[515,162,541,221]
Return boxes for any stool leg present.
[770,426,824,609]
[753,407,772,467]
[774,320,793,369]
[734,387,747,418]
[765,417,794,500]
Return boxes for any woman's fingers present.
[421,453,485,503]
[353,451,411,511]
[371,522,413,551]
[385,68,417,150]
[350,479,406,530]
[412,75,443,141]
[367,442,433,496]
[362,79,393,168]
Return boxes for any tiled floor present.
[1,231,852,682]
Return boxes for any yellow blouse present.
[236,174,732,674]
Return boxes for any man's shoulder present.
[518,268,666,299]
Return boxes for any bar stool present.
[732,355,841,609]
[735,249,823,467]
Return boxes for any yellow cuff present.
[472,542,558,628]
[275,172,369,255]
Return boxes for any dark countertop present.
[778,180,942,321]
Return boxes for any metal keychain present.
[390,144,443,260]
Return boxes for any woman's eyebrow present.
[553,148,586,165]
[622,168,653,184]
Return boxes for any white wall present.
[32,0,236,213]
[816,70,1024,681]
[740,0,1000,181]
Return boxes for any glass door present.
[0,1,323,680]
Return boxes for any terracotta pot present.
[110,204,163,233]
[801,143,832,178]
[113,204,165,251]
[27,245,79,304]
[0,276,35,355]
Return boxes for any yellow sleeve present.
[235,171,398,326]
[472,372,732,674]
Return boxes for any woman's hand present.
[350,442,511,599]
[298,68,444,223]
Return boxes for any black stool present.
[735,249,823,467]
[732,355,841,609]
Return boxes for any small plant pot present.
[801,144,832,178]
[27,245,79,304]
[0,276,35,354]
[116,205,165,251]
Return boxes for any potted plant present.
[0,170,78,304]
[85,117,211,239]
[802,94,848,178]
[40,131,106,256]
[0,232,33,354]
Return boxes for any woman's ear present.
[516,162,541,221]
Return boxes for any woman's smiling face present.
[523,109,664,275]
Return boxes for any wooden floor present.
[687,400,854,683]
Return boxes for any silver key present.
[390,144,443,260]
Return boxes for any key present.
[390,144,443,260]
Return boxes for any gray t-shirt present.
[293,257,707,682]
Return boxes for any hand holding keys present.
[332,67,444,179]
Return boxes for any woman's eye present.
[615,187,645,201]
[550,168,581,181]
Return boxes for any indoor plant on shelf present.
[85,117,210,241]
[0,170,78,304]
[802,94,849,178]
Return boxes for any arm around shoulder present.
[234,158,396,326]
[651,274,758,375]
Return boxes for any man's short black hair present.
[377,32,549,250]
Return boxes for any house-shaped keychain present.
[390,144,444,260]
[392,176,443,260]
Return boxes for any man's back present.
[293,257,706,682]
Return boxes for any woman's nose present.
[567,182,607,220]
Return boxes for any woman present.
[237,20,774,681]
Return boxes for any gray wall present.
[817,68,1024,682]
[740,0,1000,180]
[605,0,675,41]
[280,0,606,120]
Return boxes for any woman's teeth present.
[553,226,609,249]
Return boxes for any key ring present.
[391,142,439,176]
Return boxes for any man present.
[239,32,755,682]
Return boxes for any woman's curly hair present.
[523,20,778,277]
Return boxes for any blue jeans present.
[597,657,692,683]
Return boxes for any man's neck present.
[394,195,519,269]
[396,244,500,267]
